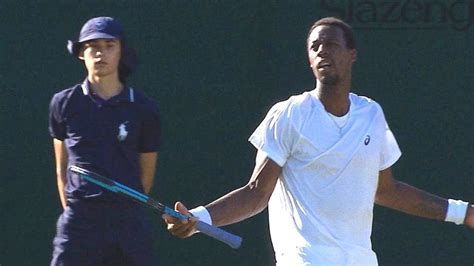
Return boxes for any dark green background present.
[1,0,472,265]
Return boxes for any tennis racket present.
[69,165,242,249]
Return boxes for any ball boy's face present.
[79,39,122,79]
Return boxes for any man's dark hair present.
[307,17,356,49]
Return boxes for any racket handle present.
[195,221,242,249]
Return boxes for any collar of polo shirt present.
[81,79,135,104]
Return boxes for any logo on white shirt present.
[117,121,129,141]
[364,135,371,145]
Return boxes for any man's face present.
[79,39,122,78]
[307,25,356,86]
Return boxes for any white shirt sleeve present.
[379,118,402,170]
[248,102,297,167]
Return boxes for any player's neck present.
[315,83,350,117]
[88,74,123,100]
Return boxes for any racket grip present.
[195,221,242,249]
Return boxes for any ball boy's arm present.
[53,139,68,209]
[139,152,158,194]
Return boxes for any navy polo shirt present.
[49,80,161,200]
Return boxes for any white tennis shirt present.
[249,90,401,265]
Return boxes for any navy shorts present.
[51,199,156,266]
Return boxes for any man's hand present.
[162,202,199,238]
[464,204,474,229]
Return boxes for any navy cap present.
[67,17,124,57]
[67,16,137,82]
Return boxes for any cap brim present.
[79,32,118,43]
[67,33,119,58]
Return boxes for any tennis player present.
[163,17,473,265]
[49,17,161,265]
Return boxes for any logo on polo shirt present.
[117,121,129,141]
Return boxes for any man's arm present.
[206,155,282,226]
[139,152,158,194]
[375,167,473,228]
[163,155,282,238]
[53,139,68,209]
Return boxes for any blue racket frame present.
[69,165,242,249]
